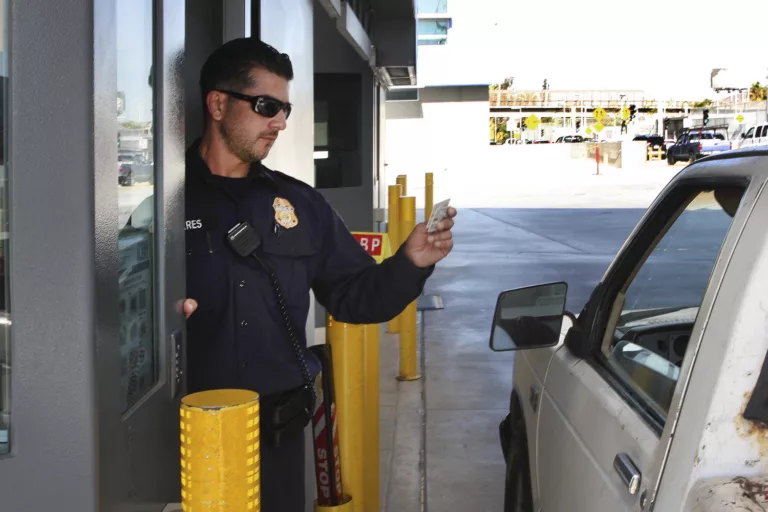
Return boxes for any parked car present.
[667,127,731,165]
[737,123,768,149]
[118,153,154,186]
[554,135,587,143]
[492,148,768,512]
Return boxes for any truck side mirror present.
[489,282,568,352]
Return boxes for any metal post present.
[327,315,366,512]
[397,196,420,381]
[425,172,434,222]
[595,145,601,176]
[180,390,261,511]
[387,184,402,335]
[363,324,380,512]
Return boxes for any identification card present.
[427,198,451,233]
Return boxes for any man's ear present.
[206,90,227,122]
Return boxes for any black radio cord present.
[250,253,317,412]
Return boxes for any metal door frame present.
[0,0,186,510]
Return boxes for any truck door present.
[535,181,753,511]
[0,0,187,510]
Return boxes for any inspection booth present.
[0,0,415,510]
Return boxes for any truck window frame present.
[582,177,750,434]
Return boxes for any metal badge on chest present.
[273,197,298,229]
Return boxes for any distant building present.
[384,0,491,198]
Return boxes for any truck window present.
[756,126,764,138]
[745,127,755,139]
[599,187,745,426]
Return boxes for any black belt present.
[260,385,313,448]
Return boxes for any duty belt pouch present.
[262,385,313,448]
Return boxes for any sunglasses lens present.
[255,98,283,118]
[254,97,292,119]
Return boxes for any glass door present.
[100,0,188,508]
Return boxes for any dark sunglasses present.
[216,89,292,120]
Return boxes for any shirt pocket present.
[260,222,320,305]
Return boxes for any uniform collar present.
[186,138,279,191]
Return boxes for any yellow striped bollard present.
[180,389,261,511]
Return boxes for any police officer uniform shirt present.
[184,139,433,398]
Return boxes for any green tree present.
[750,82,767,102]
[499,76,515,90]
[121,121,147,130]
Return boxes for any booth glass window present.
[117,0,158,413]
[314,73,362,189]
[0,0,9,455]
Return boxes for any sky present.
[418,0,768,100]
[117,0,153,124]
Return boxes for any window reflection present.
[117,0,157,412]
[0,0,9,454]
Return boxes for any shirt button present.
[239,280,246,288]
[241,320,248,327]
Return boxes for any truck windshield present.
[689,133,725,141]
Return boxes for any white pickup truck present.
[492,147,768,512]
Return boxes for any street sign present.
[621,106,630,121]
[351,232,391,264]
[736,114,745,124]
[594,122,605,133]
[586,127,593,135]
[593,108,607,122]
[525,114,540,130]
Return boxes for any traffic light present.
[621,120,627,134]
[629,104,636,121]
[576,119,581,130]
[703,109,710,126]
[664,118,670,130]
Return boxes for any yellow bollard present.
[425,172,434,223]
[397,196,421,381]
[327,315,366,512]
[396,175,407,196]
[316,499,354,512]
[363,324,380,512]
[387,185,402,334]
[180,389,261,512]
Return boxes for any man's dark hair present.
[199,38,294,122]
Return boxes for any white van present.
[738,123,768,148]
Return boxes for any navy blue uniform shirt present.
[185,140,433,396]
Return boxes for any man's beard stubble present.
[219,112,278,164]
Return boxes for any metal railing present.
[488,90,695,110]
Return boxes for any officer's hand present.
[180,299,198,319]
[404,207,457,268]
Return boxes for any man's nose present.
[270,110,288,131]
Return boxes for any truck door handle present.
[613,453,642,495]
